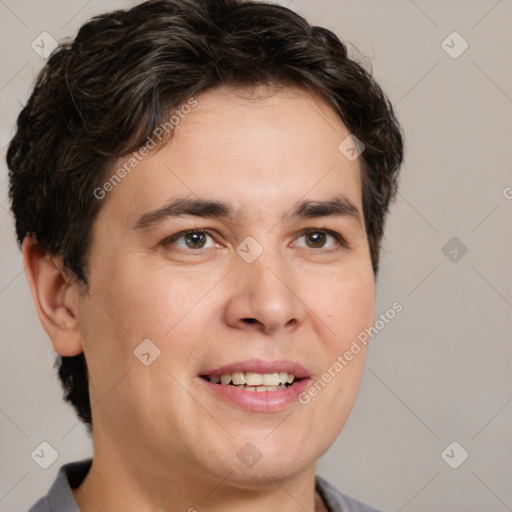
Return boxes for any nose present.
[223,250,304,335]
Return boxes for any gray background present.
[1,1,511,510]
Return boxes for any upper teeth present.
[209,372,295,386]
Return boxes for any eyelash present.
[162,228,350,253]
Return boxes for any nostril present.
[242,318,258,324]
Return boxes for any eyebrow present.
[132,196,362,230]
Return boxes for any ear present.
[22,235,84,356]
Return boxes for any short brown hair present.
[7,0,403,431]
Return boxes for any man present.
[7,0,403,510]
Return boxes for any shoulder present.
[27,459,92,512]
[315,475,384,512]
[27,496,50,512]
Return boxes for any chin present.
[201,432,321,488]
[219,455,315,489]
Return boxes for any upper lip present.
[200,359,310,379]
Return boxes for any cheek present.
[78,265,205,408]
[88,260,199,340]
[296,267,375,457]
[310,261,376,352]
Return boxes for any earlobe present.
[22,235,84,357]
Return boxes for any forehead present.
[96,85,363,228]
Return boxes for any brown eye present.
[184,232,207,249]
[164,229,216,251]
[293,229,348,250]
[304,231,327,248]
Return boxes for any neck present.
[73,439,327,512]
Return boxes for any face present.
[78,85,375,488]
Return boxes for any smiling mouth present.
[200,371,302,392]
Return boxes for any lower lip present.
[198,377,311,412]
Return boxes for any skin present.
[23,85,376,512]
